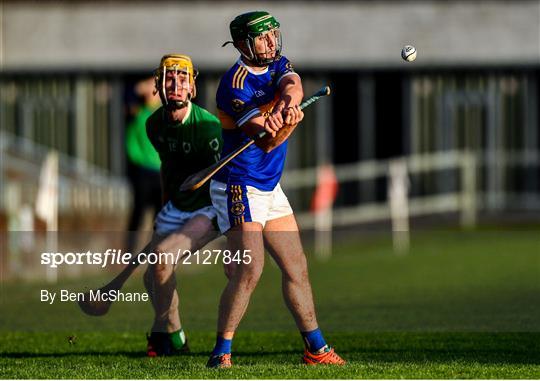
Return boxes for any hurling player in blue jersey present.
[207,11,346,368]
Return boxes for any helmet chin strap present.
[166,97,190,110]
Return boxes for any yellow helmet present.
[154,54,198,109]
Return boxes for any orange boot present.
[303,346,346,365]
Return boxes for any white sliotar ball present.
[401,45,417,62]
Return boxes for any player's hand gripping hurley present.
[179,85,331,192]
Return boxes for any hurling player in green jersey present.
[142,54,223,356]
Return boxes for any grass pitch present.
[1,229,539,378]
[1,332,539,379]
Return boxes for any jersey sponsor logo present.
[182,142,191,154]
[230,201,245,216]
[255,90,266,98]
[231,99,245,113]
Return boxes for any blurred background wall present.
[2,1,538,69]
[1,0,539,235]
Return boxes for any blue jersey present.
[214,56,298,191]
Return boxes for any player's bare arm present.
[255,75,305,152]
[277,74,304,116]
[241,113,282,139]
[240,76,304,152]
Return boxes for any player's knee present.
[238,263,263,291]
[166,232,193,251]
[152,262,174,284]
[297,267,310,284]
[240,273,261,292]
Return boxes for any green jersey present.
[146,102,222,212]
[126,104,161,171]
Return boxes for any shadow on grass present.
[2,348,539,366]
[0,349,299,359]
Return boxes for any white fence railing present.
[0,131,130,214]
[281,150,478,230]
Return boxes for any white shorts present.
[154,201,217,236]
[210,180,293,233]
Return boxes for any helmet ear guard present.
[154,54,197,110]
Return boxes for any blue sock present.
[301,328,327,353]
[212,336,232,355]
